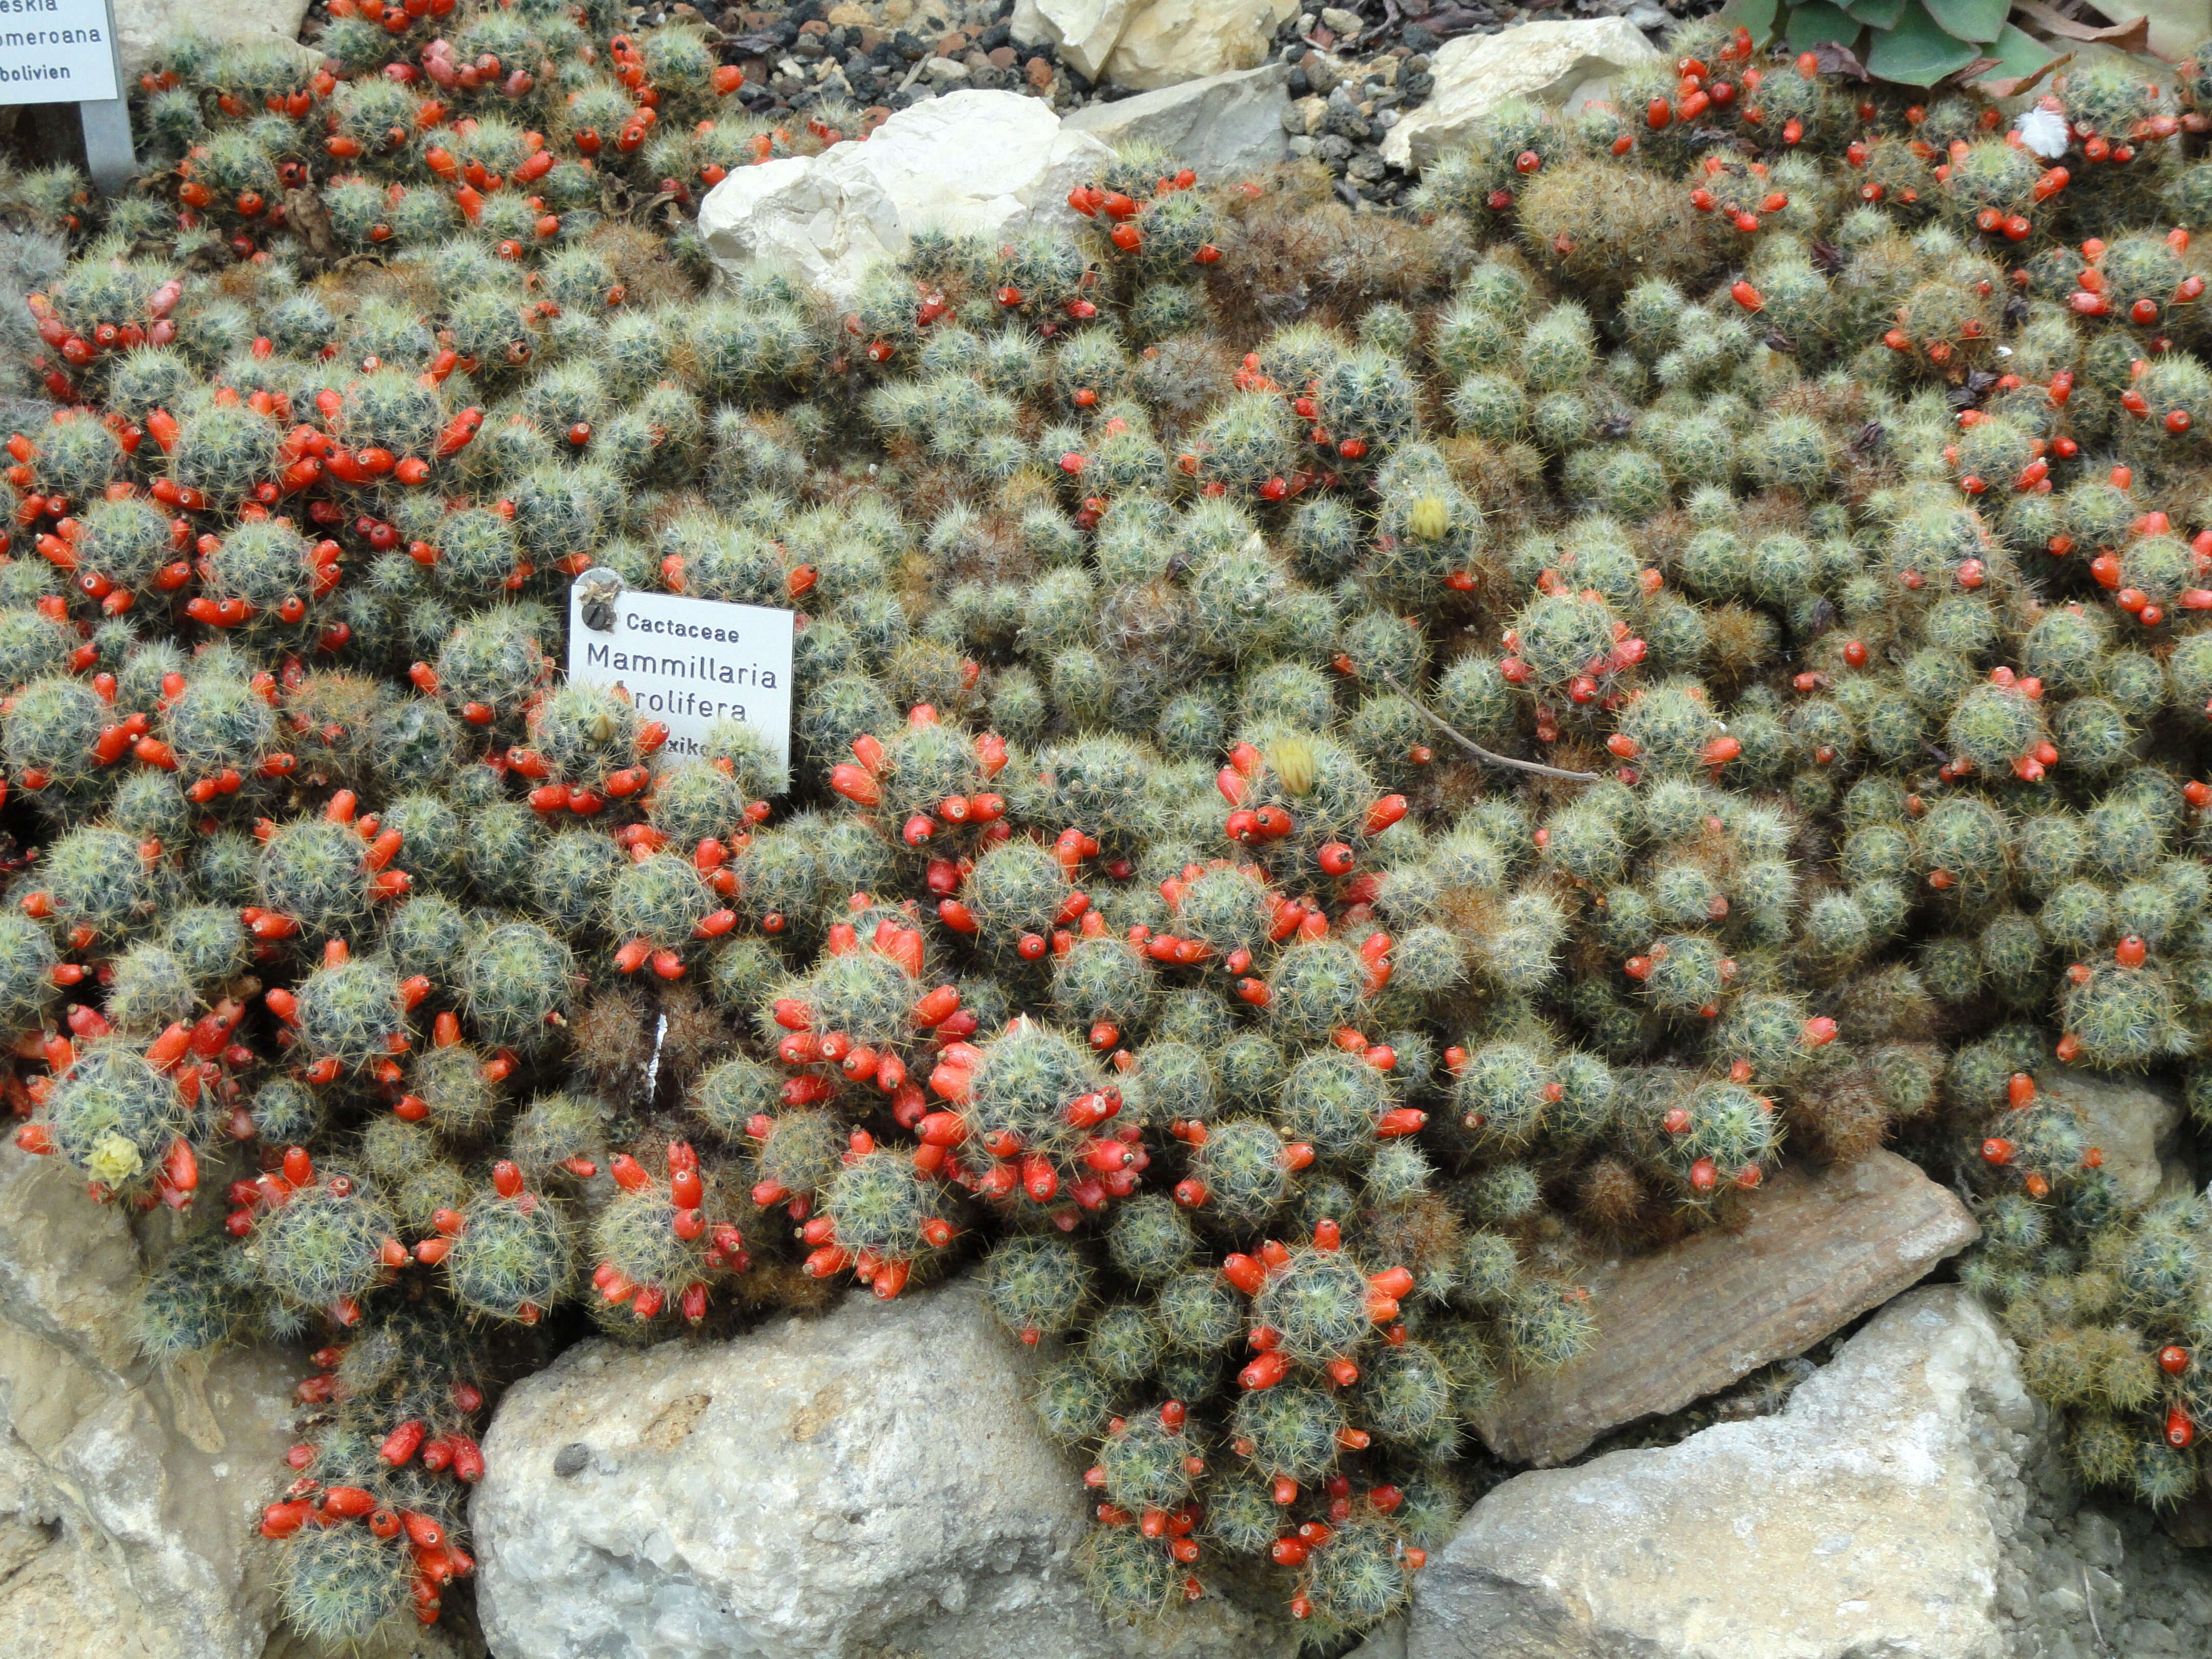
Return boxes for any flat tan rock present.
[1474,1149,1977,1467]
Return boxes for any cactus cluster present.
[11,9,2212,1646]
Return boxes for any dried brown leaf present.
[2010,0,2150,51]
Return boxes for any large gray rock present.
[111,0,315,84]
[2039,1070,2184,1209]
[1411,1288,2041,1659]
[0,1145,300,1659]
[471,1274,1298,1659]
[1474,1151,1978,1466]
[1380,18,1662,171]
[699,92,1113,305]
[1101,0,1300,92]
[1061,64,1290,177]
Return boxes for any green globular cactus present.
[276,1525,413,1647]
[1632,934,1734,1019]
[444,1190,576,1322]
[1078,1524,1183,1622]
[821,1146,947,1281]
[290,950,408,1074]
[983,1234,1095,1344]
[164,670,281,784]
[1166,865,1271,960]
[960,839,1070,945]
[1946,680,2047,778]
[588,1179,715,1319]
[1452,1041,1552,1145]
[0,611,80,695]
[1093,1403,1195,1516]
[1263,941,1371,1041]
[649,759,754,851]
[1713,992,1819,1085]
[250,1179,397,1317]
[459,920,576,1053]
[2060,960,2192,1069]
[1276,1051,1395,1158]
[0,911,60,1040]
[1032,1356,1115,1445]
[1231,1381,1346,1491]
[433,606,550,726]
[246,1077,324,1146]
[1154,1267,1240,1358]
[1105,1194,1198,1284]
[3,676,109,816]
[257,817,379,944]
[1087,1303,1165,1382]
[1303,1518,1416,1633]
[1499,1283,1598,1370]
[1652,1079,1780,1200]
[703,933,783,1024]
[71,494,174,603]
[793,944,925,1057]
[506,1092,609,1185]
[381,892,469,984]
[1188,1119,1292,1231]
[604,851,717,958]
[1052,937,1153,1046]
[683,1054,777,1141]
[1124,1041,1215,1132]
[30,413,122,503]
[135,1232,249,1363]
[1251,1247,1375,1366]
[104,944,195,1034]
[961,1019,1103,1187]
[37,1041,189,1197]
[41,825,180,946]
[528,830,623,940]
[168,402,280,511]
[405,1039,502,1140]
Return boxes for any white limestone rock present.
[1011,0,1137,82]
[0,1146,300,1659]
[698,91,1113,305]
[1101,0,1300,93]
[112,0,315,85]
[1380,18,1663,171]
[1061,63,1291,176]
[471,1274,1299,1659]
[1406,1288,2043,1659]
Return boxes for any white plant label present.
[0,0,120,102]
[566,575,794,782]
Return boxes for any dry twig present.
[1377,668,1601,784]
